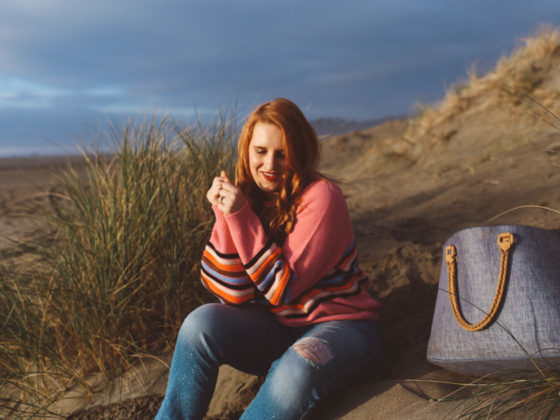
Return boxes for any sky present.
[1,1,559,156]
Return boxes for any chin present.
[260,185,277,193]
[257,181,280,194]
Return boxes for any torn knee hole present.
[292,337,334,366]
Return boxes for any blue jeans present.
[155,303,381,420]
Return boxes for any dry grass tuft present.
[0,115,237,418]
[439,370,560,419]
[405,27,560,144]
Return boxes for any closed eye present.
[253,147,285,158]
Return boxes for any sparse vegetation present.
[405,27,560,143]
[400,28,560,419]
[454,371,560,419]
[2,27,560,420]
[0,115,237,418]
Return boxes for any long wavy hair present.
[236,98,321,244]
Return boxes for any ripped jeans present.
[155,303,381,420]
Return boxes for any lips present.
[262,171,280,182]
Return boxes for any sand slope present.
[62,96,560,418]
[4,30,560,419]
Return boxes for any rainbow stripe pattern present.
[201,237,368,322]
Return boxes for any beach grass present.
[404,27,560,144]
[458,373,560,419]
[426,368,560,419]
[0,114,237,417]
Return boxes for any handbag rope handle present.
[445,232,514,331]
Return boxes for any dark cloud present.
[0,0,559,154]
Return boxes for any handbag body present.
[427,224,560,376]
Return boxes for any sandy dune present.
[4,30,560,419]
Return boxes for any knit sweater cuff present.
[212,204,227,224]
[224,201,255,234]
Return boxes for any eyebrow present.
[252,145,284,151]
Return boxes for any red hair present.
[236,98,321,243]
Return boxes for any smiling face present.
[248,122,289,194]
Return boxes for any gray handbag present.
[427,224,560,376]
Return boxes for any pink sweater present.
[200,179,380,327]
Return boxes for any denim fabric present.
[155,303,381,420]
[427,224,560,376]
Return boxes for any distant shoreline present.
[0,154,90,172]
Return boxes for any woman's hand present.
[207,170,246,215]
[217,173,246,215]
[206,170,228,206]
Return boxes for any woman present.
[156,98,381,420]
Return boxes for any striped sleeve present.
[199,205,256,305]
[243,240,294,305]
[200,242,255,304]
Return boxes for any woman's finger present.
[217,186,245,215]
[213,177,225,189]
[208,174,228,205]
[218,187,232,201]
[220,181,238,193]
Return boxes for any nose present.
[264,153,277,171]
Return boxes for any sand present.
[5,35,560,415]
[4,28,560,420]
[3,99,560,419]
